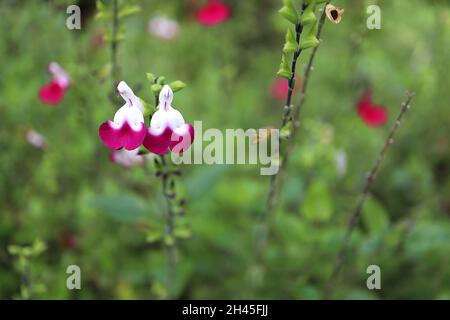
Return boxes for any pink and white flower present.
[143,85,194,155]
[26,129,48,150]
[39,62,70,105]
[148,16,180,40]
[110,148,156,169]
[98,81,147,151]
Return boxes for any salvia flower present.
[148,16,180,40]
[110,148,153,168]
[143,85,194,155]
[271,75,300,101]
[196,0,231,26]
[26,129,47,150]
[99,81,147,150]
[356,89,388,127]
[39,62,70,105]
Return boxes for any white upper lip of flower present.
[111,81,145,130]
[149,85,186,134]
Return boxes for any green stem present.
[325,92,415,297]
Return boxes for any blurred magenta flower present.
[356,89,388,127]
[143,85,194,155]
[99,81,147,151]
[39,62,70,105]
[196,0,231,26]
[271,75,300,101]
[26,129,47,150]
[148,16,179,40]
[109,148,155,168]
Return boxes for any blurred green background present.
[0,0,449,299]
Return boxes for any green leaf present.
[156,76,166,85]
[277,53,291,79]
[164,234,175,246]
[118,5,141,19]
[146,72,157,83]
[279,0,299,24]
[300,0,317,26]
[89,194,148,222]
[151,83,163,95]
[140,98,155,117]
[302,181,333,222]
[279,7,298,25]
[362,197,389,235]
[169,80,187,92]
[8,245,21,255]
[283,28,298,53]
[300,21,319,50]
[146,228,163,243]
[280,120,293,139]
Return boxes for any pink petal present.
[196,0,231,26]
[168,124,195,153]
[99,121,146,150]
[143,127,173,155]
[358,105,388,127]
[39,81,65,105]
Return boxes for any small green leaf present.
[279,0,299,24]
[174,226,191,239]
[277,53,291,79]
[362,197,389,235]
[300,21,319,50]
[302,181,333,222]
[169,80,187,92]
[146,228,163,243]
[156,76,166,85]
[164,234,175,246]
[283,28,298,53]
[8,245,21,255]
[151,83,163,95]
[279,7,298,25]
[280,120,293,139]
[300,2,317,26]
[146,72,157,83]
[118,5,141,19]
[140,98,155,117]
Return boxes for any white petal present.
[113,104,144,128]
[166,107,185,130]
[113,105,128,125]
[159,85,173,110]
[117,81,145,113]
[149,109,169,134]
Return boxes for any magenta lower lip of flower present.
[196,0,231,26]
[98,81,147,150]
[39,81,65,105]
[39,62,70,105]
[356,89,388,127]
[143,85,195,155]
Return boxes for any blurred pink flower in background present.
[110,148,155,169]
[148,16,180,40]
[196,0,231,26]
[39,62,70,105]
[271,76,300,101]
[356,89,388,127]
[26,129,47,150]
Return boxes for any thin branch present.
[293,1,329,122]
[326,92,415,296]
[263,2,330,238]
[111,0,119,83]
[159,154,177,298]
